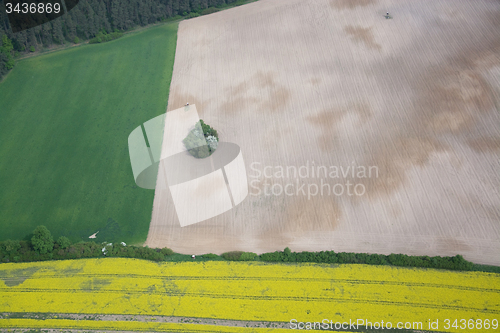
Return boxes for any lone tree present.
[31,225,54,254]
[183,120,219,158]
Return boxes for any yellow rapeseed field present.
[0,258,499,332]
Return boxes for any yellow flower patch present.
[0,258,498,332]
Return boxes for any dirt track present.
[146,0,500,265]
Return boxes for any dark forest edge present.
[1,225,499,273]
[0,0,258,80]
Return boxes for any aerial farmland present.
[0,0,499,332]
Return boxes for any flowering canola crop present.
[0,258,498,332]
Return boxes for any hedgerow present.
[258,247,477,271]
[0,226,172,263]
[0,226,498,273]
[221,251,257,261]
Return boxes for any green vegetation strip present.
[1,225,499,272]
[0,23,178,245]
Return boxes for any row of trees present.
[2,227,487,272]
[216,248,489,272]
[221,251,257,261]
[0,0,248,80]
[0,225,173,263]
[259,247,476,271]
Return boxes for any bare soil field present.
[147,0,500,265]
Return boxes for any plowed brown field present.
[147,0,500,265]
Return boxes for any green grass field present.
[0,22,178,244]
